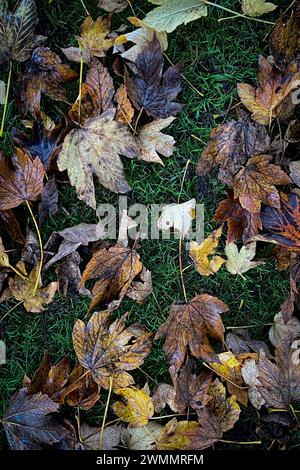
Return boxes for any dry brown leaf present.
[126,267,153,304]
[80,423,122,450]
[114,84,135,125]
[60,364,100,411]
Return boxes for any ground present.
[0,0,298,449]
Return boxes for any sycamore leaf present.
[61,364,100,411]
[0,0,46,64]
[20,47,78,117]
[39,178,59,224]
[225,242,264,276]
[190,226,225,276]
[237,56,300,125]
[233,155,292,214]
[80,243,143,311]
[144,0,208,33]
[80,423,122,450]
[157,419,200,450]
[114,84,135,125]
[269,312,300,348]
[126,267,153,304]
[136,117,176,164]
[69,58,114,125]
[3,388,67,450]
[121,422,162,450]
[98,0,130,13]
[155,294,229,370]
[125,36,183,119]
[113,387,154,427]
[57,109,139,209]
[242,0,277,18]
[8,261,58,313]
[157,199,195,239]
[0,149,44,210]
[72,311,152,389]
[257,333,300,409]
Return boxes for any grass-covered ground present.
[0,0,298,449]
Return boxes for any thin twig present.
[100,377,113,448]
[79,0,90,16]
[0,61,12,137]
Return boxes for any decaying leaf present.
[152,383,178,413]
[157,419,200,450]
[72,311,152,389]
[126,267,153,304]
[0,0,46,64]
[136,117,176,164]
[62,15,114,63]
[289,161,300,187]
[237,56,300,125]
[241,0,277,17]
[0,149,44,210]
[0,209,25,244]
[233,155,292,213]
[125,36,183,119]
[80,243,143,311]
[39,178,59,224]
[80,423,122,450]
[225,242,264,276]
[226,328,272,357]
[190,226,225,276]
[157,199,195,239]
[57,109,139,209]
[155,294,229,370]
[144,0,208,33]
[113,386,154,427]
[269,312,300,348]
[55,252,83,297]
[0,237,10,269]
[21,47,77,116]
[257,333,300,409]
[281,255,300,322]
[121,422,162,450]
[98,0,130,13]
[241,358,265,409]
[8,261,58,313]
[114,84,135,125]
[61,364,100,411]
[3,388,67,450]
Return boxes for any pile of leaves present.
[0,0,300,451]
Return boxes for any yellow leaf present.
[190,225,225,276]
[157,419,199,450]
[112,387,154,427]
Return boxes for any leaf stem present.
[8,264,28,281]
[204,1,275,25]
[78,41,84,124]
[79,0,90,16]
[25,201,43,295]
[219,439,262,445]
[100,376,113,448]
[0,61,12,138]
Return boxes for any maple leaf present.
[214,191,262,243]
[20,47,78,117]
[72,311,152,389]
[157,419,200,450]
[125,36,183,119]
[121,422,162,450]
[257,333,300,409]
[62,15,114,63]
[270,2,300,70]
[237,55,300,125]
[12,119,68,170]
[241,0,277,17]
[2,388,67,450]
[80,243,143,311]
[69,58,114,125]
[98,0,130,13]
[0,0,46,64]
[190,226,225,276]
[157,199,196,239]
[114,84,135,125]
[196,118,270,186]
[225,242,264,276]
[0,149,44,210]
[136,117,176,164]
[57,109,139,209]
[259,193,300,252]
[8,261,58,313]
[59,364,100,411]
[143,0,208,33]
[80,423,122,450]
[113,386,154,427]
[233,155,292,213]
[226,329,272,357]
[155,294,229,370]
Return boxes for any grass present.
[0,0,297,449]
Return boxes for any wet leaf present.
[269,312,300,348]
[113,387,154,427]
[225,242,264,276]
[157,199,195,239]
[190,226,225,276]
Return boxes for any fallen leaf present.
[0,237,10,268]
[69,58,114,125]
[113,387,154,427]
[157,419,200,450]
[21,47,78,116]
[257,333,300,409]
[0,209,25,244]
[72,311,152,389]
[158,199,195,239]
[121,422,162,450]
[155,294,229,370]
[241,0,277,17]
[114,84,135,125]
[152,383,178,413]
[39,178,58,224]
[136,117,176,164]
[233,155,292,213]
[98,0,130,13]
[241,358,265,409]
[60,364,100,411]
[0,0,46,64]
[3,388,67,450]
[8,261,58,313]
[289,161,300,187]
[55,252,83,297]
[126,267,153,304]
[144,0,208,33]
[190,226,225,276]
[81,243,143,310]
[204,378,241,433]
[125,36,183,119]
[269,312,300,347]
[281,255,300,322]
[196,118,270,186]
[226,329,272,357]
[80,423,122,450]
[225,242,264,276]
[0,149,44,210]
[237,55,300,125]
[57,109,139,209]
[62,15,114,63]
